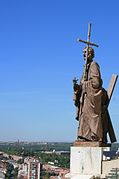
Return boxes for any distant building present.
[42,150,70,156]
[28,161,41,179]
[18,157,42,179]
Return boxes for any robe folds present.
[77,61,103,141]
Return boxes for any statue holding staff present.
[73,23,117,143]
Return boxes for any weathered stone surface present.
[70,147,102,175]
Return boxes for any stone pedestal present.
[70,147,102,175]
[65,143,110,179]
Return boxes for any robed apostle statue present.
[73,23,117,143]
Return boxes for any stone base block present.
[70,147,102,175]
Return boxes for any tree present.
[5,163,18,179]
[5,163,14,179]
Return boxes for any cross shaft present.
[77,23,99,48]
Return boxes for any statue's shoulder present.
[90,61,100,69]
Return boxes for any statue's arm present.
[73,81,81,107]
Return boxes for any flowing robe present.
[77,61,103,141]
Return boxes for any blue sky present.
[0,0,119,142]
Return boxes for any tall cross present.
[77,23,99,81]
[77,23,99,48]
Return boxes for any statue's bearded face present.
[83,47,94,61]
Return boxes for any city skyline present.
[0,0,119,142]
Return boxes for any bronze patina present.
[73,23,118,144]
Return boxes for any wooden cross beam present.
[106,74,118,143]
[107,74,118,106]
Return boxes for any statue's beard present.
[84,56,93,63]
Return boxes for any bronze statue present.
[73,23,117,143]
[73,46,103,141]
